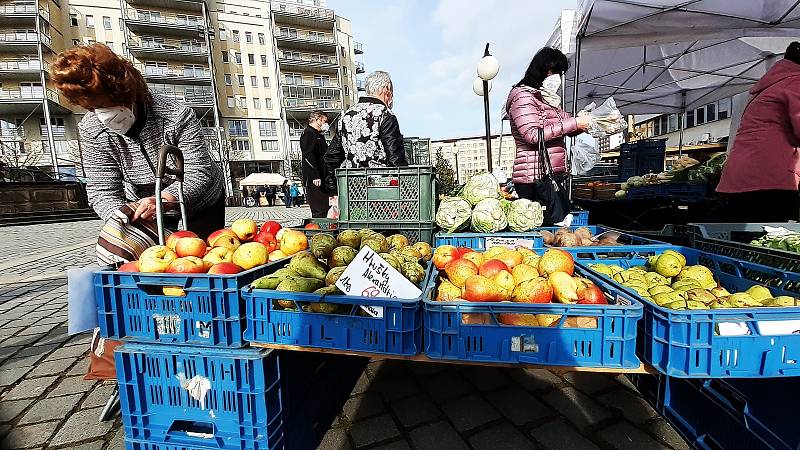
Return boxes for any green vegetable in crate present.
[251,268,301,289]
[325,267,347,286]
[330,246,357,268]
[399,246,423,263]
[358,228,377,239]
[386,234,409,251]
[379,253,402,271]
[401,262,426,285]
[461,172,501,205]
[506,198,544,232]
[471,198,508,233]
[313,285,341,296]
[763,296,800,307]
[435,196,472,232]
[274,277,325,308]
[337,230,361,249]
[413,242,433,262]
[288,253,327,280]
[361,234,389,253]
[310,233,337,259]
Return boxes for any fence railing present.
[277,51,337,65]
[0,4,49,21]
[0,58,47,71]
[275,29,335,44]
[282,77,340,88]
[135,63,211,79]
[282,98,341,109]
[125,8,204,29]
[0,87,58,102]
[0,31,51,46]
[272,1,334,21]
[127,36,208,54]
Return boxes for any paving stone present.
[509,368,563,392]
[366,360,409,379]
[419,370,474,403]
[15,323,59,337]
[0,398,36,422]
[0,424,9,439]
[487,386,552,426]
[597,422,670,450]
[349,414,400,447]
[440,394,501,432]
[542,387,612,431]
[2,375,58,400]
[48,376,96,398]
[390,394,441,428]
[2,355,45,370]
[108,428,125,450]
[0,366,30,386]
[66,360,90,377]
[408,421,469,450]
[26,358,75,378]
[43,344,88,361]
[460,366,512,392]
[562,372,618,394]
[0,422,56,448]
[598,389,658,424]
[469,422,537,450]
[318,428,351,450]
[0,334,44,347]
[342,392,386,422]
[370,373,420,401]
[351,372,372,395]
[19,393,82,424]
[70,441,105,450]
[530,418,600,450]
[67,333,92,347]
[81,383,117,409]
[373,440,412,450]
[49,407,115,446]
[12,343,58,360]
[649,419,691,450]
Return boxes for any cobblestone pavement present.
[0,206,688,449]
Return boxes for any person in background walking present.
[301,110,330,217]
[290,182,300,207]
[264,185,275,206]
[282,179,292,208]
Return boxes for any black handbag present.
[530,128,571,225]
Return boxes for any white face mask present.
[95,105,135,135]
[541,74,562,107]
[320,122,330,132]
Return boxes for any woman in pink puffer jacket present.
[506,48,590,199]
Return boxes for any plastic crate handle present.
[134,275,189,289]
[164,420,223,448]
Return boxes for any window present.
[344,86,349,96]
[706,103,717,122]
[105,41,114,51]
[263,76,270,87]
[343,66,348,76]
[251,76,257,87]
[228,120,248,136]
[668,114,678,133]
[248,54,255,65]
[245,31,252,43]
[238,97,247,108]
[237,74,245,85]
[119,18,124,31]
[653,118,661,136]
[260,55,267,66]
[234,52,241,64]
[696,107,706,125]
[686,110,695,128]
[660,116,668,135]
[232,140,250,154]
[258,33,265,45]
[103,16,111,30]
[313,75,329,86]
[224,74,232,85]
[284,73,302,85]
[341,46,345,56]
[253,98,261,109]
[265,98,272,109]
[227,96,235,108]
[718,97,731,120]
[232,30,239,42]
[261,140,278,152]
[259,120,277,136]
[220,29,227,41]
[222,51,229,63]
[72,39,80,46]
[86,15,94,28]
[70,14,78,27]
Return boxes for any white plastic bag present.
[570,139,601,176]
[586,97,627,138]
[327,195,340,220]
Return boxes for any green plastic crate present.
[336,166,435,224]
[337,221,436,245]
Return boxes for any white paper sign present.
[717,322,750,336]
[335,246,422,318]
[756,320,800,336]
[484,237,536,250]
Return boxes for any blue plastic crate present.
[242,260,431,355]
[95,262,276,347]
[577,246,800,377]
[571,210,589,226]
[423,266,643,367]
[125,434,284,450]
[116,344,283,450]
[535,226,668,247]
[625,183,706,202]
[433,232,543,251]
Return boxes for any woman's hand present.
[132,193,177,222]
[576,115,592,132]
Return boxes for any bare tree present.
[0,139,44,181]
[204,130,249,196]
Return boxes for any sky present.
[329,0,573,140]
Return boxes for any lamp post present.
[474,43,499,173]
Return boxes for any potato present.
[558,233,579,247]
[579,237,595,247]
[555,227,571,237]
[574,227,592,241]
[599,237,619,246]
[541,230,556,245]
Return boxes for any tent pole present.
[678,90,686,157]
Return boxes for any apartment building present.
[431,135,516,183]
[0,0,364,195]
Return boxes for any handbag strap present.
[537,128,555,176]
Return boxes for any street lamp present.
[474,43,499,173]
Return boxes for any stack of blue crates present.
[617,139,666,181]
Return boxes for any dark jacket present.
[323,96,407,192]
[300,125,327,186]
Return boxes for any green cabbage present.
[461,172,500,205]
[507,199,544,232]
[471,198,507,233]
[435,197,473,233]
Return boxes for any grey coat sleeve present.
[79,123,128,221]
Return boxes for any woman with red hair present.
[52,44,223,238]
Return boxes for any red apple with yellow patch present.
[444,258,479,288]
[118,261,139,272]
[175,237,207,258]
[139,245,178,273]
[231,218,258,242]
[208,262,243,275]
[166,230,198,251]
[167,256,207,274]
[478,259,509,278]
[208,229,241,250]
[432,245,459,270]
[203,247,233,265]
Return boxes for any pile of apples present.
[117,219,310,277]
[432,245,610,326]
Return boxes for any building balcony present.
[0,127,24,140]
[282,77,340,88]
[354,41,363,54]
[272,1,335,28]
[0,87,68,114]
[127,36,209,63]
[0,30,51,52]
[355,61,365,74]
[0,3,49,25]
[274,29,337,53]
[277,51,338,74]
[126,0,204,13]
[356,79,365,91]
[283,97,341,111]
[135,63,211,85]
[0,57,47,78]
[150,87,214,110]
[124,8,205,37]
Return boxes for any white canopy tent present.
[239,173,287,186]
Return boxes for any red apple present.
[167,256,207,274]
[304,223,321,230]
[175,237,207,258]
[260,220,282,236]
[207,229,238,246]
[432,245,459,270]
[231,218,258,242]
[166,230,198,250]
[139,245,178,273]
[208,262,243,274]
[253,231,278,253]
[203,247,233,265]
[118,261,139,272]
[576,278,608,304]
[208,229,241,250]
[479,259,510,278]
